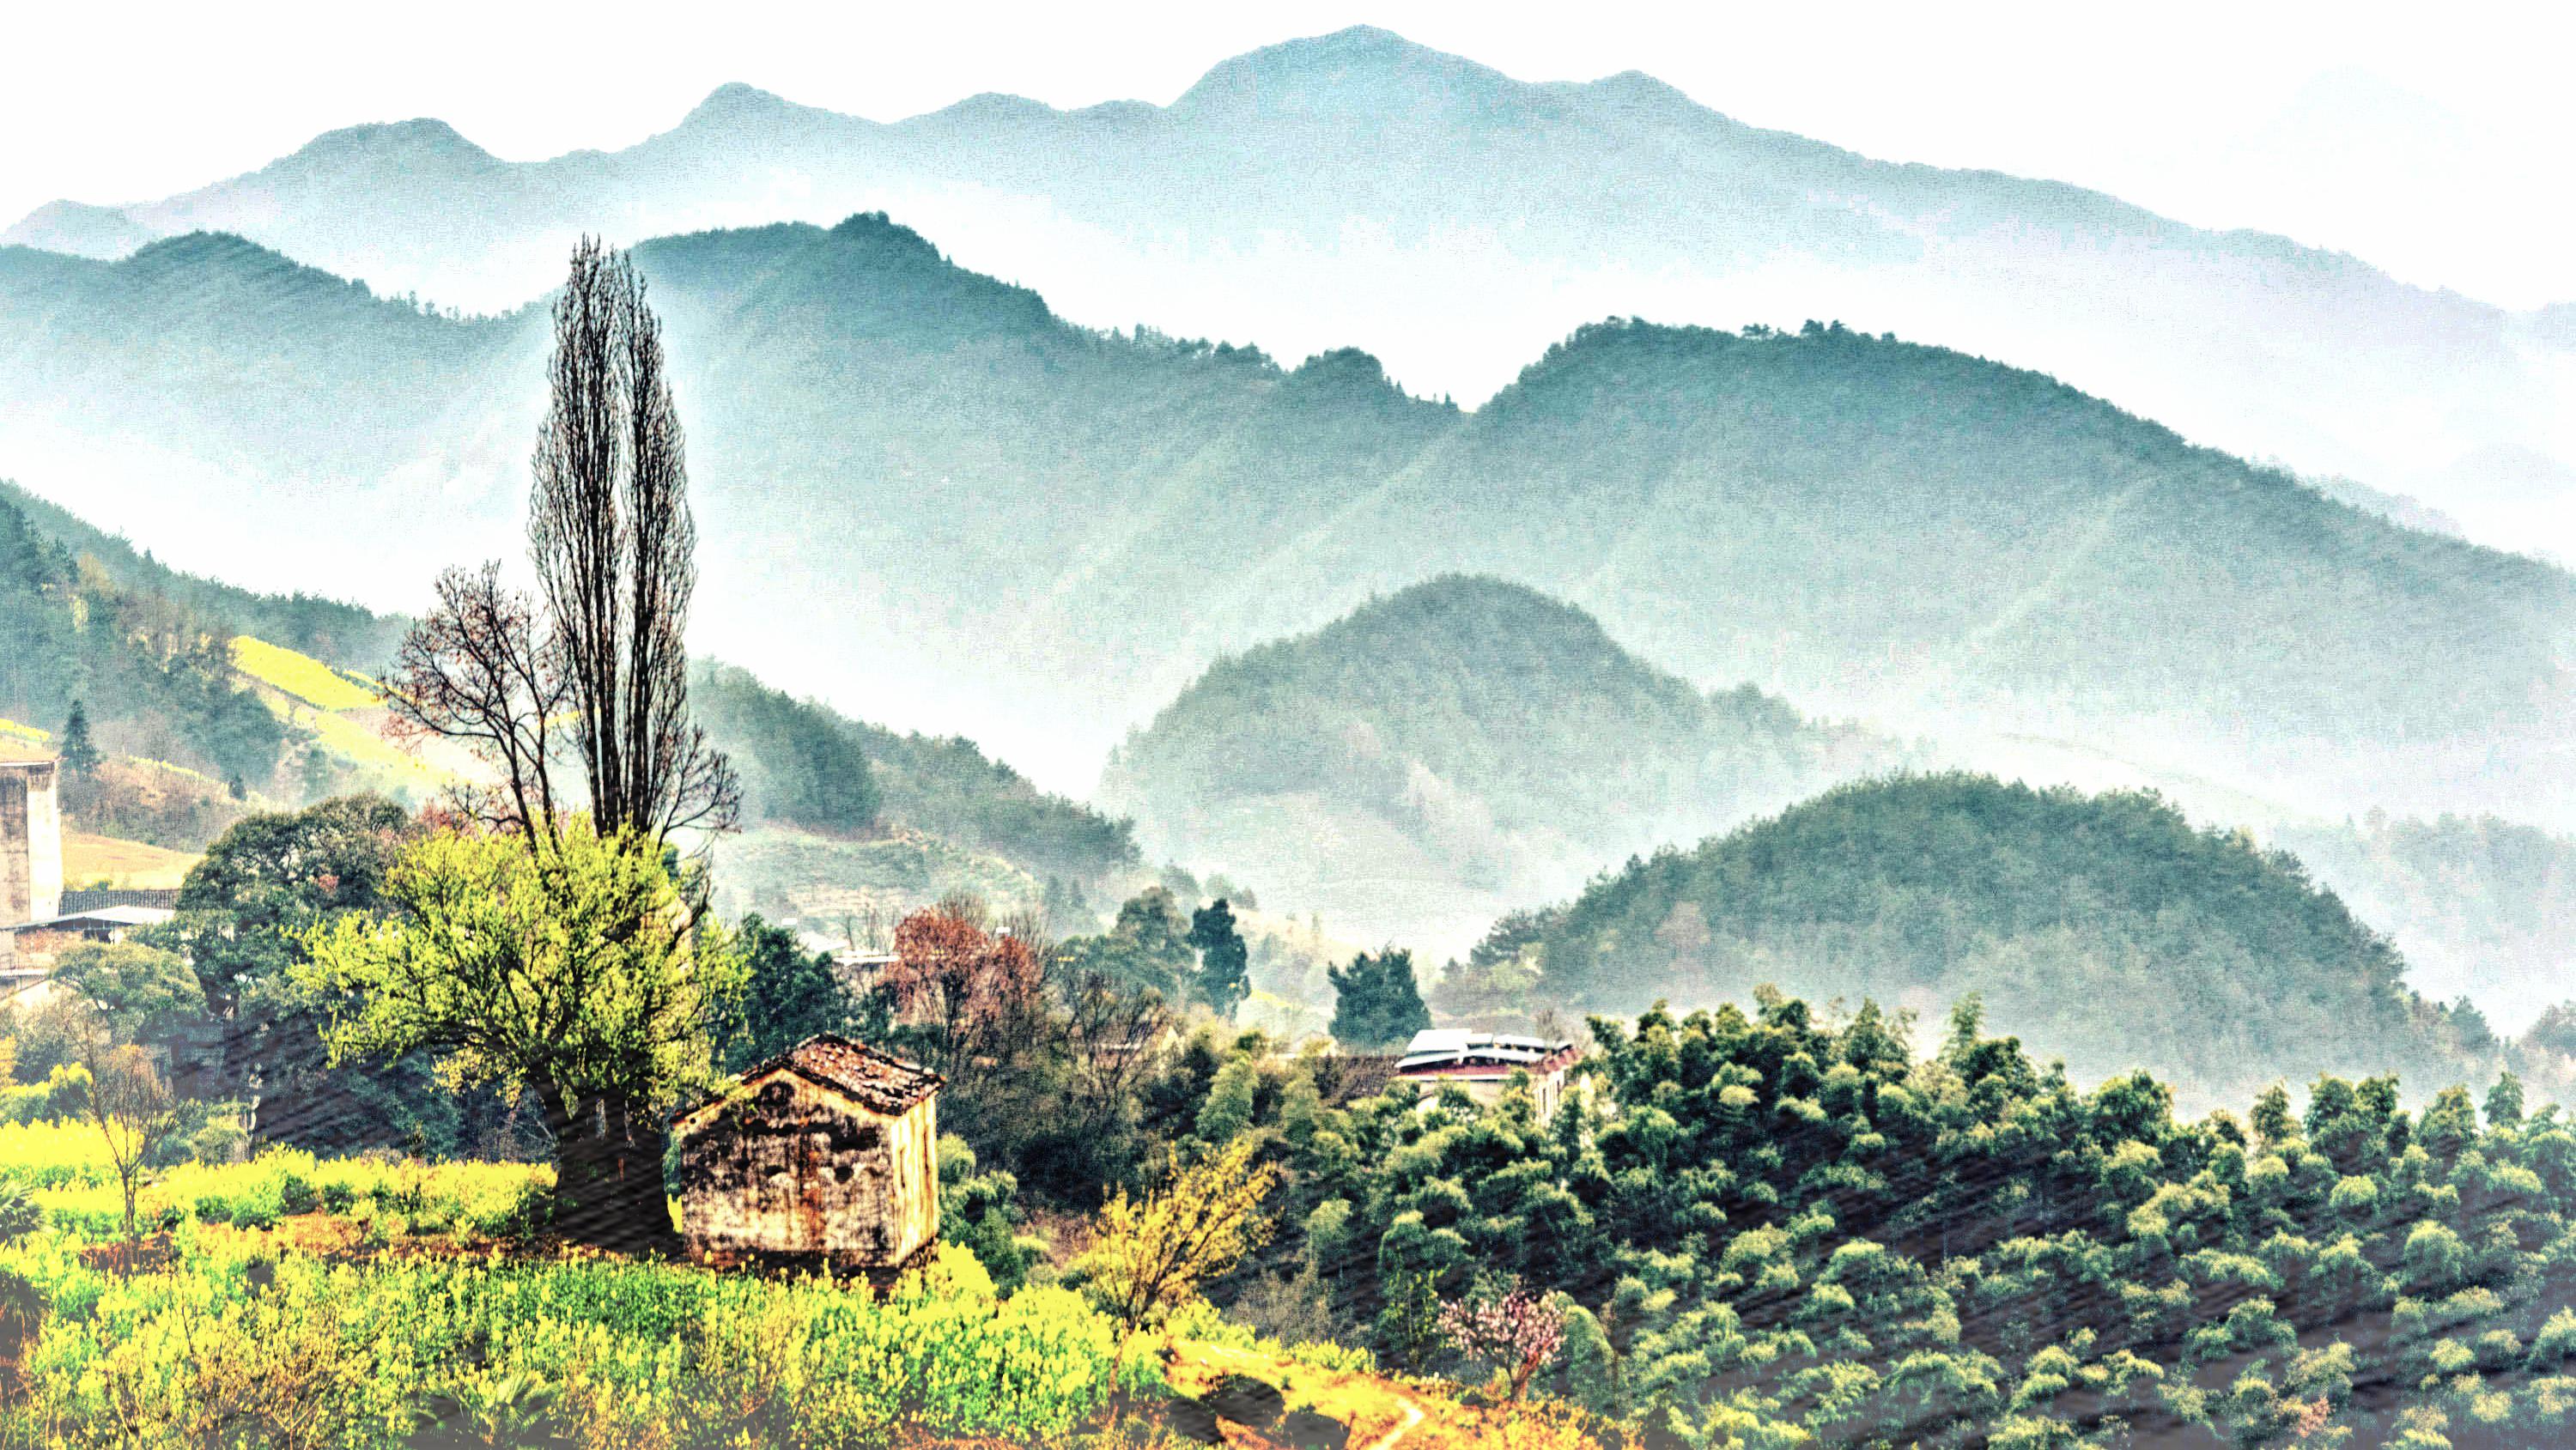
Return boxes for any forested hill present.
[1101,575,1888,949]
[3,219,2571,829]
[0,490,283,790]
[1486,773,2512,1107]
[0,479,1131,889]
[0,479,402,668]
[9,27,2565,565]
[690,662,1139,888]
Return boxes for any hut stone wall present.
[676,1069,939,1270]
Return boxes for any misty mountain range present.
[5,212,2570,848]
[7,27,2571,559]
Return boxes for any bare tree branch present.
[527,237,740,850]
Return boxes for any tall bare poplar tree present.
[393,238,738,849]
[529,237,738,843]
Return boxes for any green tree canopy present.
[1328,947,1430,1050]
[298,819,740,1246]
[1188,898,1251,1020]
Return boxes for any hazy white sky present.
[5,0,2571,306]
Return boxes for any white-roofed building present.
[1392,1028,1581,1123]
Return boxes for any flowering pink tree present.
[1438,1283,1566,1401]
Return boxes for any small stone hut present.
[672,1034,944,1274]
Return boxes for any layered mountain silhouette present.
[1100,576,1892,950]
[1,213,2570,833]
[8,27,2570,554]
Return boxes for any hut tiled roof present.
[739,1034,943,1115]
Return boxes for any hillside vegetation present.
[1255,991,2576,1449]
[0,491,283,796]
[1105,575,1886,949]
[0,478,403,668]
[1485,773,2508,1105]
[692,661,1139,889]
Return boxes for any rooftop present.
[724,1034,943,1115]
[4,905,175,932]
[1394,1028,1577,1076]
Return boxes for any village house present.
[1393,1028,1582,1124]
[671,1034,944,1276]
[4,902,179,961]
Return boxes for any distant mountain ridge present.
[1101,576,1891,949]
[2,215,2568,833]
[9,26,2570,554]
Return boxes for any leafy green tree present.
[1188,898,1251,1019]
[299,819,741,1248]
[718,914,862,1071]
[159,796,437,1150]
[53,941,204,1049]
[1327,948,1430,1050]
[1058,887,1196,998]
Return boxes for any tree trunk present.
[545,1089,677,1253]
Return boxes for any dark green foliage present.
[1190,900,1252,1018]
[938,1136,1037,1294]
[1059,889,1198,998]
[159,795,501,1155]
[1501,773,2493,1104]
[688,663,880,834]
[716,915,862,1071]
[0,1183,41,1242]
[1282,992,2576,1447]
[1327,949,1430,1050]
[0,494,284,794]
[56,701,98,775]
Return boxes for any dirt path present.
[1358,1391,1425,1450]
[1170,1340,1437,1449]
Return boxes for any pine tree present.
[1188,898,1251,1019]
[1327,947,1431,1050]
[58,701,99,776]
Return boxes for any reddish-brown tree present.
[884,907,1044,1079]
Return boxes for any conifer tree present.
[1188,897,1251,1019]
[57,701,99,776]
[1327,947,1431,1049]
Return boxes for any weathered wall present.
[676,1071,938,1269]
[0,763,64,966]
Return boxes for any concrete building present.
[672,1034,943,1276]
[1393,1028,1582,1124]
[0,762,64,972]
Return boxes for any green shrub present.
[465,1180,552,1242]
[277,1174,318,1216]
[0,1182,41,1242]
[319,1181,356,1213]
[229,1200,280,1232]
[192,1195,230,1225]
